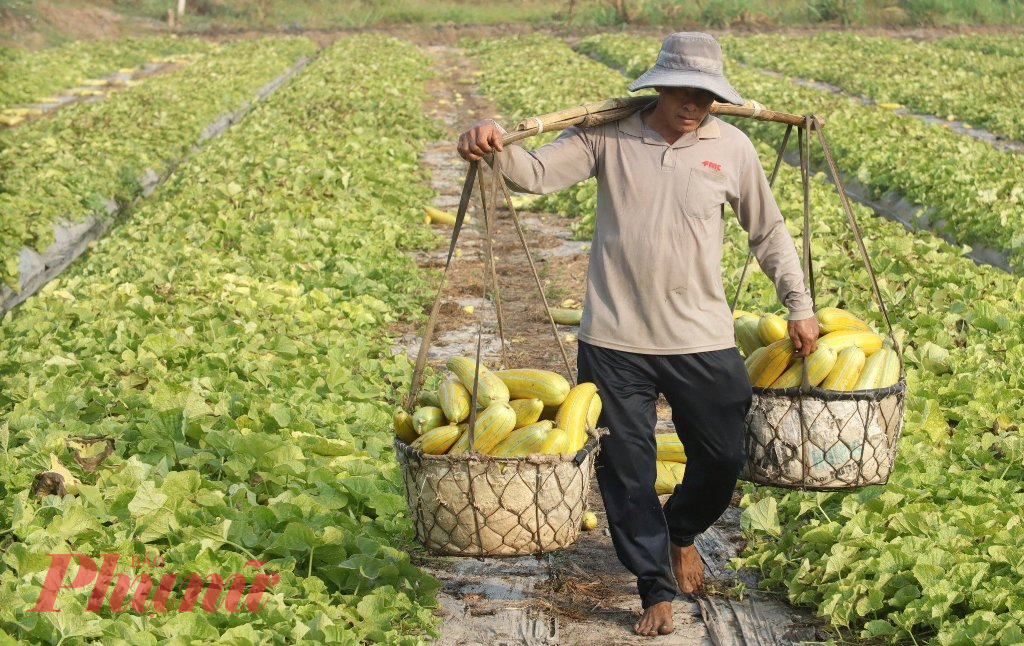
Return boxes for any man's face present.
[654,86,716,135]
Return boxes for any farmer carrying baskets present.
[457,32,820,637]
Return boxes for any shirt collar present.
[696,115,721,139]
[618,108,721,146]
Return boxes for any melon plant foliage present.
[0,35,443,644]
[0,37,315,289]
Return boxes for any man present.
[457,32,818,637]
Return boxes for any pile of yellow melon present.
[395,357,599,457]
[735,307,900,391]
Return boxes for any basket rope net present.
[396,438,600,556]
[742,384,906,490]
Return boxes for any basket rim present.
[738,472,893,491]
[752,377,906,402]
[394,428,605,466]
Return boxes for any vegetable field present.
[1,24,1022,645]
[2,35,441,643]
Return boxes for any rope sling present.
[397,151,600,557]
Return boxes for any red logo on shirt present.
[702,160,722,171]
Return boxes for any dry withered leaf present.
[66,436,116,472]
[31,471,66,498]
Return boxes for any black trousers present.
[577,340,752,608]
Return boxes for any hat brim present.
[628,66,744,106]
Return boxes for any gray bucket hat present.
[628,32,744,106]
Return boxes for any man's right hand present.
[457,120,504,161]
[789,315,820,358]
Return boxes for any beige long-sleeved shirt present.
[492,108,813,355]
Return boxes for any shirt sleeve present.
[486,122,598,195]
[729,137,815,321]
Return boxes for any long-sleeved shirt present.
[492,108,814,355]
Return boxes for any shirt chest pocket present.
[683,167,728,220]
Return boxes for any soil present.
[0,2,166,49]
[397,43,826,645]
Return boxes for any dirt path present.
[399,44,826,645]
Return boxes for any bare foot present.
[670,544,705,596]
[634,601,674,637]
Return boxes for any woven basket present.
[739,380,906,491]
[395,432,602,556]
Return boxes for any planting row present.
[580,33,1024,270]
[0,36,215,111]
[933,34,1024,58]
[0,35,442,644]
[469,34,1024,644]
[0,36,315,290]
[720,33,1024,141]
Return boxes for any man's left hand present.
[789,316,820,357]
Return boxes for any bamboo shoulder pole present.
[502,96,821,145]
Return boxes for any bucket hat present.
[628,32,744,105]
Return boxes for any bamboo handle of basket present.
[502,96,819,145]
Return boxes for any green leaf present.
[862,620,896,637]
[127,481,168,517]
[273,522,320,552]
[890,584,921,608]
[268,403,292,429]
[147,408,186,443]
[140,332,178,356]
[740,498,780,538]
[356,588,400,625]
